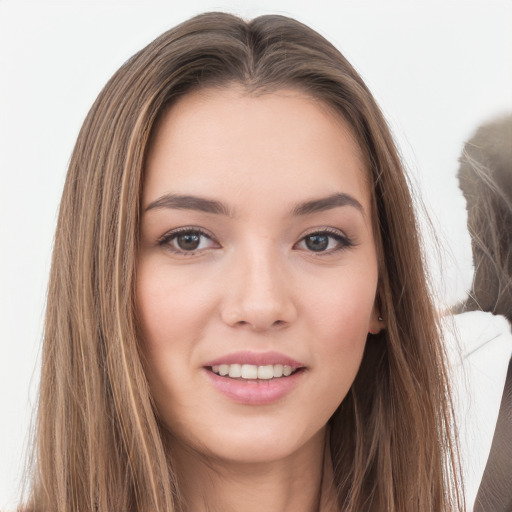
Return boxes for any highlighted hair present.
[23,12,463,511]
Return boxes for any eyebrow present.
[145,194,233,216]
[144,192,364,217]
[291,193,364,216]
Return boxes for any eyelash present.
[157,227,355,256]
[157,227,217,256]
[295,228,355,254]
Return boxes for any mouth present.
[208,363,302,380]
[203,351,306,403]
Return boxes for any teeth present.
[257,365,274,379]
[228,364,242,378]
[241,364,258,379]
[210,363,296,379]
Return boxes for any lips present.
[204,350,304,368]
[203,351,306,405]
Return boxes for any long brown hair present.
[22,12,463,511]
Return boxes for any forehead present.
[143,86,371,214]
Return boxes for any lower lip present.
[204,368,305,405]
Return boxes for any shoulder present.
[443,311,512,508]
[444,310,511,371]
[453,310,511,356]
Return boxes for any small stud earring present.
[378,316,383,322]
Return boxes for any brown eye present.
[176,232,201,251]
[158,228,218,254]
[305,234,329,252]
[295,229,354,254]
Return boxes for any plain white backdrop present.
[1,0,511,508]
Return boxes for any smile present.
[203,353,306,405]
[210,363,296,380]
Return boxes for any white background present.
[1,0,511,508]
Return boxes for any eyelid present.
[299,226,349,238]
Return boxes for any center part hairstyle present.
[24,12,463,512]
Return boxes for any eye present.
[295,229,354,253]
[158,228,219,254]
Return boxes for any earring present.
[378,316,383,322]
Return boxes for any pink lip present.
[202,351,306,405]
[203,351,304,368]
[204,367,305,405]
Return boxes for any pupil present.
[306,234,328,252]
[177,233,200,250]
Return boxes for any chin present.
[171,413,327,466]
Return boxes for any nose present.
[220,243,298,331]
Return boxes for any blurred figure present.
[457,114,512,322]
[456,114,512,512]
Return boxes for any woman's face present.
[137,86,380,464]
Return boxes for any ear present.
[368,305,384,335]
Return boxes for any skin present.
[137,86,381,512]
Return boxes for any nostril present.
[221,297,298,330]
[232,319,287,331]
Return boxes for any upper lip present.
[203,351,304,369]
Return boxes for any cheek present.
[136,260,214,349]
[305,266,377,396]
[310,266,378,340]
[135,262,211,401]
[135,263,213,426]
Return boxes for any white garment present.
[444,311,512,510]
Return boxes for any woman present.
[20,12,463,512]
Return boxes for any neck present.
[171,428,338,512]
